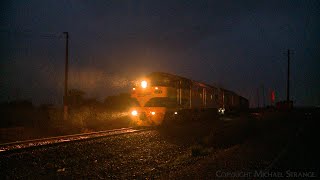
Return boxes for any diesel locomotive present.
[130,72,248,125]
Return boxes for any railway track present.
[0,127,150,153]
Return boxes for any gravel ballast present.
[1,110,318,179]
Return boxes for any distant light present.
[271,90,275,103]
[174,111,178,115]
[151,111,155,115]
[131,110,138,116]
[141,81,147,88]
[155,87,158,90]
[132,87,136,91]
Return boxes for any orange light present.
[132,87,136,91]
[151,111,155,115]
[271,90,275,103]
[155,87,158,90]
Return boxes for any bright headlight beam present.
[131,110,138,116]
[141,80,147,88]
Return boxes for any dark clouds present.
[1,0,320,106]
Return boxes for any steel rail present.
[0,127,150,153]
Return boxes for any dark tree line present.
[67,89,136,110]
[0,89,135,128]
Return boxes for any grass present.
[0,107,132,143]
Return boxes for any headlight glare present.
[141,80,147,88]
[131,110,138,116]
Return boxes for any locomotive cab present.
[129,73,183,126]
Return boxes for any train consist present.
[130,72,248,125]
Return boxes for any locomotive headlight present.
[131,110,138,116]
[151,111,156,115]
[218,108,225,115]
[141,80,147,88]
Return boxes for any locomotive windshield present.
[144,97,177,108]
[150,78,176,87]
[147,72,190,87]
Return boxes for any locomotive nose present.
[139,112,147,120]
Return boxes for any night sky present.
[1,0,319,107]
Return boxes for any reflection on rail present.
[0,127,148,153]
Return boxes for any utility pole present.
[257,87,260,108]
[262,85,265,108]
[287,49,290,103]
[63,32,69,121]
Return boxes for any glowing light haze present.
[1,0,319,106]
